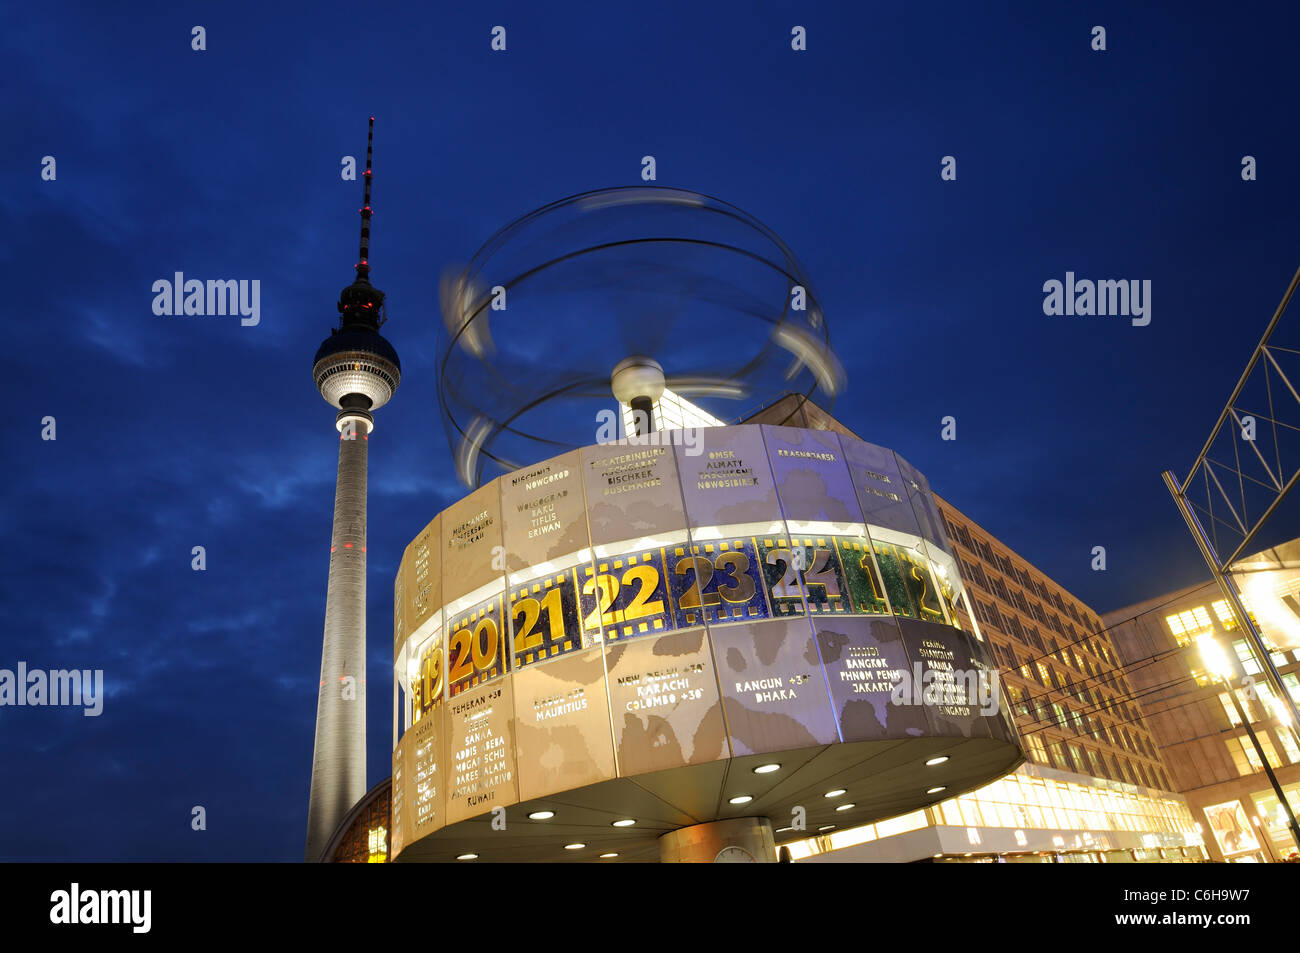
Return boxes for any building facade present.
[749,395,1204,863]
[1105,578,1300,863]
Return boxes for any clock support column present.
[659,817,777,863]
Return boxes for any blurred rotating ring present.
[437,186,846,486]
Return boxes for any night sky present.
[4,2,1298,860]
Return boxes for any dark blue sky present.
[3,1,1298,860]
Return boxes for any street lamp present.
[1266,692,1295,725]
[1196,633,1233,680]
[1197,632,1300,854]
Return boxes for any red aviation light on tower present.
[306,115,401,864]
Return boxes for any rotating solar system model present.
[388,187,1021,863]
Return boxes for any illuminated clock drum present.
[388,424,1022,861]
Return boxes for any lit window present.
[1048,743,1068,771]
[1235,737,1264,772]
[1254,683,1279,722]
[1233,640,1263,676]
[1277,729,1300,765]
[1024,735,1047,764]
[619,387,724,434]
[367,825,388,862]
[875,810,928,837]
[1067,743,1087,775]
[1284,673,1300,703]
[827,825,877,851]
[1166,613,1194,647]
[1212,600,1236,629]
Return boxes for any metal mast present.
[1164,262,1300,855]
[305,118,402,862]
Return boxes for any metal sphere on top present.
[610,355,666,404]
[437,186,846,487]
[313,332,402,411]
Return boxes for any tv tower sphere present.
[313,327,402,424]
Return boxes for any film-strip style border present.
[406,531,961,708]
[580,548,673,642]
[667,537,768,628]
[447,594,505,696]
[509,568,582,667]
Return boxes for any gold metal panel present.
[840,437,920,538]
[512,646,616,800]
[400,514,440,652]
[394,554,406,661]
[604,628,729,775]
[440,482,503,605]
[676,424,783,532]
[896,617,997,741]
[444,677,519,824]
[815,615,930,742]
[712,618,840,755]
[390,741,409,859]
[580,442,686,548]
[500,449,590,572]
[407,699,446,840]
[762,425,864,532]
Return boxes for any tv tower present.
[305,118,401,862]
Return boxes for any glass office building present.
[1106,574,1300,863]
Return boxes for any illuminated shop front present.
[1204,799,1263,861]
[387,424,1023,862]
[1252,785,1300,861]
[787,761,1203,863]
